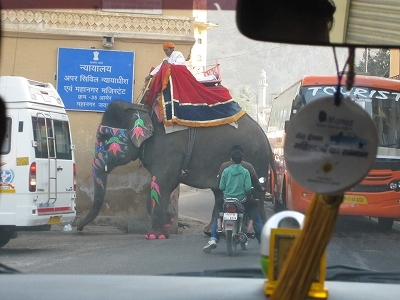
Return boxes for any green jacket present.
[219,163,251,199]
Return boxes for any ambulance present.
[0,76,76,247]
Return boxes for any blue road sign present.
[57,47,135,112]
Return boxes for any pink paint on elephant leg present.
[144,232,169,240]
[145,234,156,240]
[150,176,161,209]
[147,176,174,240]
[163,216,175,230]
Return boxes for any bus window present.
[300,85,400,150]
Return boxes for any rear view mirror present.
[236,0,400,48]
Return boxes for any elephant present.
[77,100,274,239]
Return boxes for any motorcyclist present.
[203,146,264,253]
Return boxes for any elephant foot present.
[144,231,169,240]
[163,217,175,230]
[145,234,157,240]
[144,216,174,240]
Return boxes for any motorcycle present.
[220,177,266,256]
[220,197,249,256]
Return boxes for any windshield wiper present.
[326,265,400,283]
[0,263,20,274]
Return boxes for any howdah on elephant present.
[77,100,274,239]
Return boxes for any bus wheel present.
[377,217,394,231]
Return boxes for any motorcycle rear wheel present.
[226,230,237,256]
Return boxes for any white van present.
[0,76,76,247]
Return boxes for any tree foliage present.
[355,49,390,78]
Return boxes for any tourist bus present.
[267,74,400,230]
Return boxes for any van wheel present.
[0,231,11,248]
[377,217,394,231]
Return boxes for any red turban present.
[163,42,175,49]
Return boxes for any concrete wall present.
[0,8,195,232]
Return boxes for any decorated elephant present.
[77,100,274,239]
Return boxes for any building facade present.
[0,5,211,231]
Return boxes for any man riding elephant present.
[144,42,219,83]
[144,42,191,82]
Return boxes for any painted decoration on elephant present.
[92,125,130,189]
[150,175,161,210]
[128,110,153,148]
[130,112,153,148]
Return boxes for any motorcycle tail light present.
[225,204,237,213]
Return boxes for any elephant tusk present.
[105,165,108,172]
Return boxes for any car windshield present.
[0,0,399,294]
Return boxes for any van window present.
[32,117,72,160]
[1,117,11,155]
[54,120,73,160]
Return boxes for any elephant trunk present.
[77,177,107,231]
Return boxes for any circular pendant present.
[284,96,378,195]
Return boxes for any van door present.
[31,111,74,217]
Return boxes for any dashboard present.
[1,274,400,300]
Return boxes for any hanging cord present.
[346,47,355,90]
[332,46,355,106]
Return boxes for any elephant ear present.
[128,108,154,148]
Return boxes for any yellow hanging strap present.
[270,193,343,300]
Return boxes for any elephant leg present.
[145,175,178,240]
[145,205,173,240]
